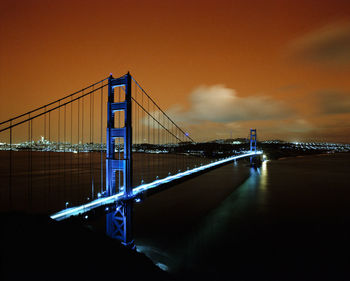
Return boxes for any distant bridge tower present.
[106,72,134,248]
[250,129,257,152]
[249,129,257,165]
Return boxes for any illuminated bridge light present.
[50,151,262,221]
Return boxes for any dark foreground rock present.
[0,212,169,281]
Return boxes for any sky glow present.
[1,0,350,143]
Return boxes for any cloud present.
[315,90,350,115]
[289,21,350,66]
[279,119,314,133]
[166,85,293,125]
[178,118,315,142]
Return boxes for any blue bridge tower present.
[106,72,134,248]
[250,128,257,165]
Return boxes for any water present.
[1,151,349,279]
[0,151,209,213]
[133,153,350,280]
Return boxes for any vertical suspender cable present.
[90,86,93,200]
[141,86,144,182]
[9,121,12,210]
[148,95,150,183]
[27,114,30,207]
[27,113,31,209]
[44,107,47,209]
[48,111,51,210]
[82,95,84,198]
[70,97,73,202]
[64,104,66,202]
[157,107,159,178]
[30,118,33,209]
[77,97,80,197]
[58,102,60,199]
[100,84,103,194]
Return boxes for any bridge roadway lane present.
[50,151,262,221]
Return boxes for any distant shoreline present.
[276,151,349,161]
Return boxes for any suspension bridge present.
[0,72,262,248]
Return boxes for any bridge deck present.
[50,151,262,221]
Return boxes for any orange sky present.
[1,0,350,142]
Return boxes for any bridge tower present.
[249,128,257,165]
[106,72,134,248]
[250,129,257,152]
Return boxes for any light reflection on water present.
[136,154,350,275]
[135,162,264,272]
[126,154,350,279]
[136,244,171,271]
[257,160,268,211]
